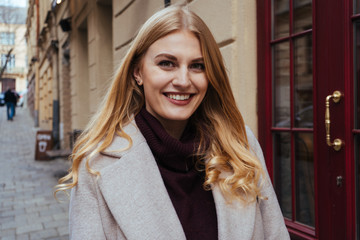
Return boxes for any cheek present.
[197,77,209,96]
[143,84,159,102]
[142,69,172,88]
[142,76,167,103]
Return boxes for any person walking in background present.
[4,88,17,121]
[13,90,19,116]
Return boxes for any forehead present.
[146,30,202,56]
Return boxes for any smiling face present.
[134,30,208,138]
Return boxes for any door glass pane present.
[356,0,360,14]
[294,34,313,128]
[355,22,360,129]
[273,132,292,219]
[355,21,360,239]
[273,0,289,39]
[273,42,291,127]
[295,132,314,227]
[293,0,312,34]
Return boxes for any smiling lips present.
[164,93,193,104]
[166,93,191,100]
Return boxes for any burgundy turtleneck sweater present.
[135,108,218,240]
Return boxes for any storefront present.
[257,0,359,239]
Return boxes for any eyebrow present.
[154,53,177,61]
[191,57,204,62]
[154,53,204,62]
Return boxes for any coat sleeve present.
[69,158,107,240]
[246,126,291,240]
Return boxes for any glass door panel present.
[355,20,360,240]
[295,132,314,226]
[294,35,313,128]
[293,0,312,33]
[356,0,360,13]
[355,22,360,129]
[271,0,314,232]
[273,0,290,39]
[273,42,291,127]
[273,132,292,219]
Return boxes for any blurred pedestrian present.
[56,4,290,240]
[13,90,19,116]
[4,88,17,121]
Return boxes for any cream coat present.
[69,122,290,240]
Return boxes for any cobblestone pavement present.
[0,107,71,240]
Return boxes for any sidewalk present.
[0,107,70,240]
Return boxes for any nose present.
[172,66,191,88]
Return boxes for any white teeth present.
[167,94,190,100]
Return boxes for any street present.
[0,106,70,240]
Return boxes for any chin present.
[164,111,194,122]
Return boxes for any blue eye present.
[159,60,174,68]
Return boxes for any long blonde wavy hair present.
[55,4,265,203]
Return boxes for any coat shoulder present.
[80,121,146,174]
[245,126,265,167]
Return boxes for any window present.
[271,0,315,228]
[0,32,15,45]
[1,54,15,69]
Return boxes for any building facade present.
[26,0,258,149]
[25,0,38,121]
[26,0,72,149]
[67,0,259,141]
[0,5,27,94]
[25,0,360,239]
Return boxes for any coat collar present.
[97,122,257,239]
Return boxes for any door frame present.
[256,0,356,239]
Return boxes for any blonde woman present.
[56,4,290,240]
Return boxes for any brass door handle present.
[325,91,344,151]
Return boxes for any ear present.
[133,65,143,86]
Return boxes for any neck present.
[158,119,188,140]
[135,108,199,172]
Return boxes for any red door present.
[257,0,358,239]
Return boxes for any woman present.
[56,4,290,240]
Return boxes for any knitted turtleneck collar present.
[135,108,199,173]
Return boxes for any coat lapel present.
[96,122,258,240]
[212,186,257,240]
[97,123,186,240]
